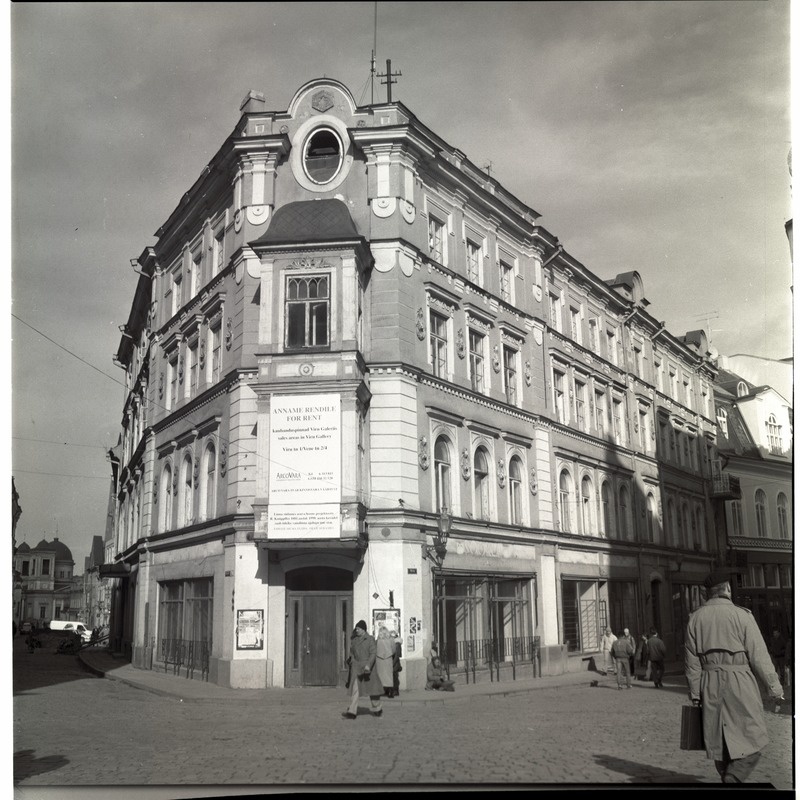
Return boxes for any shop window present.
[158,578,213,672]
[561,579,600,653]
[286,275,329,349]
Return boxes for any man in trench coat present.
[685,568,783,784]
[343,619,384,719]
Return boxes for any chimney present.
[240,90,266,114]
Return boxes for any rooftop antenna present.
[693,310,724,349]
[483,161,493,179]
[371,1,377,105]
[377,59,401,103]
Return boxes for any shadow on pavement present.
[593,753,704,784]
[14,749,69,783]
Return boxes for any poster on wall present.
[268,394,341,505]
[236,609,264,650]
[372,608,401,639]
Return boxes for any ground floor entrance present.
[284,567,352,688]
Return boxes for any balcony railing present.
[160,637,211,681]
[711,473,741,499]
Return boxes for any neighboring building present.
[105,79,720,689]
[12,478,22,626]
[713,366,793,638]
[716,353,792,405]
[83,534,108,631]
[14,537,82,624]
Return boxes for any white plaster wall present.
[540,554,559,647]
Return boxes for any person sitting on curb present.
[426,656,455,691]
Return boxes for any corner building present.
[107,79,720,689]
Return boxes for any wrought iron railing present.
[160,637,211,681]
[711,473,741,499]
[444,635,541,684]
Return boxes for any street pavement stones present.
[12,636,794,791]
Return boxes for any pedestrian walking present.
[620,627,637,677]
[635,633,650,680]
[425,655,455,691]
[767,628,788,685]
[600,627,617,675]
[342,620,384,720]
[375,626,395,697]
[646,627,666,688]
[685,568,784,784]
[611,630,635,689]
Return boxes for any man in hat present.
[685,568,783,784]
[343,620,384,719]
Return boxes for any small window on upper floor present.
[466,240,482,285]
[212,228,225,277]
[716,408,728,438]
[428,216,446,264]
[548,293,561,332]
[171,274,182,317]
[570,307,581,344]
[499,260,514,303]
[767,414,782,454]
[737,381,748,398]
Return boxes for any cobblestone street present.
[13,637,793,794]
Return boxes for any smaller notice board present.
[372,608,401,639]
[236,609,264,650]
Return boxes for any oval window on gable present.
[303,127,343,184]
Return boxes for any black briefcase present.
[680,704,705,750]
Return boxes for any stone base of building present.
[217,657,274,689]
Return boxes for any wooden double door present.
[285,589,352,687]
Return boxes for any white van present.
[49,620,91,643]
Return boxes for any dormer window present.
[303,128,343,184]
[737,381,748,397]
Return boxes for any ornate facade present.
[105,79,720,688]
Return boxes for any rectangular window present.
[21,561,29,576]
[187,342,198,398]
[429,310,448,378]
[212,230,225,277]
[466,240,482,284]
[606,330,617,365]
[634,345,643,377]
[428,216,445,263]
[553,370,567,423]
[683,379,692,408]
[655,358,663,392]
[190,255,200,298]
[639,408,649,452]
[208,326,221,384]
[172,274,182,317]
[765,564,780,588]
[468,329,485,393]
[594,389,607,436]
[285,275,330,349]
[549,293,561,332]
[612,398,625,445]
[730,500,743,537]
[503,345,518,405]
[575,379,587,431]
[561,579,600,653]
[570,307,581,343]
[779,564,792,588]
[41,559,50,575]
[670,368,678,398]
[499,261,513,303]
[588,318,598,351]
[168,355,178,410]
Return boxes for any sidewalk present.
[78,647,686,706]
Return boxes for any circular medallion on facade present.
[299,362,314,377]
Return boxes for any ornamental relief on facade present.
[158,372,164,399]
[465,313,491,333]
[529,468,538,495]
[524,361,532,386]
[178,355,184,384]
[456,328,465,359]
[460,448,471,481]
[497,458,506,488]
[287,257,333,270]
[418,436,429,470]
[372,197,397,218]
[416,308,425,340]
[219,443,227,476]
[199,340,206,370]
[492,346,501,373]
[225,318,233,350]
[427,295,457,315]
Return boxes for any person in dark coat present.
[685,568,783,784]
[767,628,788,684]
[343,620,384,719]
[646,628,666,688]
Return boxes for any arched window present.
[777,493,789,539]
[716,408,728,438]
[736,381,748,397]
[767,414,782,454]
[159,465,173,532]
[177,454,193,528]
[730,499,743,537]
[755,489,768,538]
[581,476,594,535]
[434,437,452,513]
[199,444,216,522]
[508,456,523,525]
[618,484,630,540]
[600,481,612,537]
[681,504,691,549]
[559,469,574,531]
[474,447,491,521]
[646,494,658,543]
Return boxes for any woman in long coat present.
[375,626,395,696]
[343,620,384,719]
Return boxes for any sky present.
[8,1,793,568]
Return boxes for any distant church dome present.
[51,538,74,563]
[16,542,30,553]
